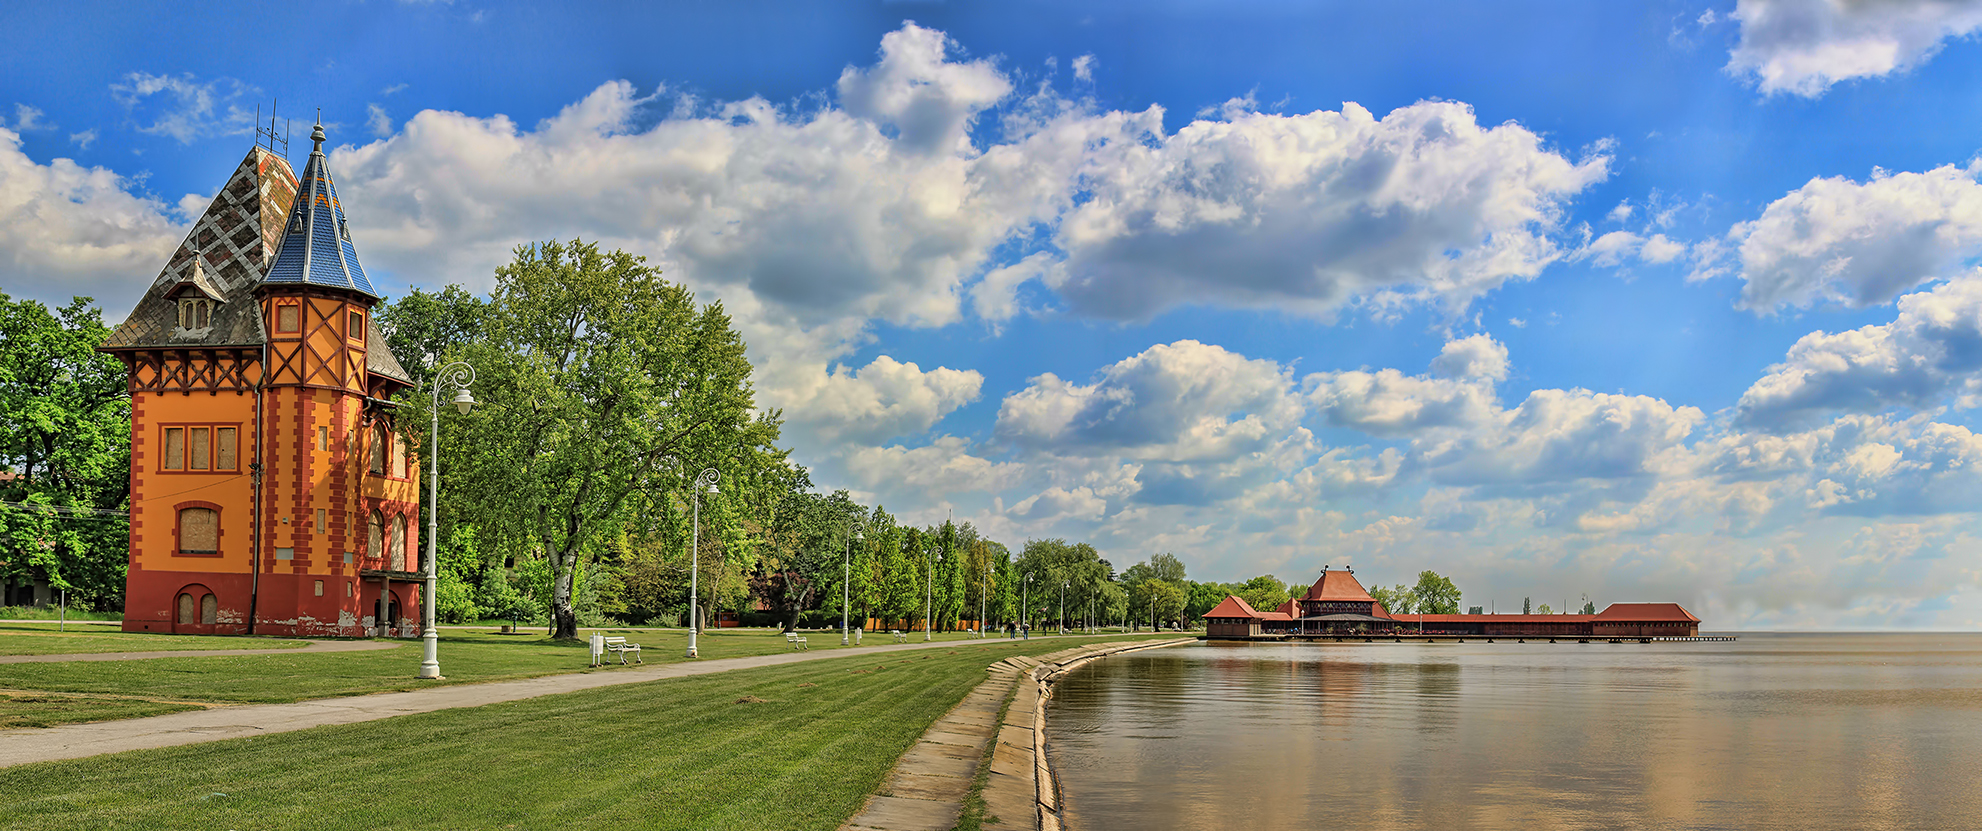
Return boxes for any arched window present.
[177,507,219,555]
[177,592,196,624]
[201,594,218,624]
[368,510,384,567]
[370,423,387,475]
[391,513,408,571]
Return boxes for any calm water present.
[1045,634,1982,831]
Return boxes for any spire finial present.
[311,110,325,152]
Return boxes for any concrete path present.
[0,635,1113,770]
[0,639,390,664]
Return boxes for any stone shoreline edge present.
[1012,638,1196,831]
[841,637,1193,831]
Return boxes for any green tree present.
[1239,574,1290,613]
[1141,578,1186,629]
[436,240,782,639]
[1412,571,1462,615]
[1537,603,1554,615]
[0,294,130,610]
[1522,596,1532,614]
[1579,595,1597,615]
[1370,584,1416,615]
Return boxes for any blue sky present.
[8,0,1982,628]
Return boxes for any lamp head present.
[451,387,477,415]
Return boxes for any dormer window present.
[177,299,213,330]
[288,212,304,235]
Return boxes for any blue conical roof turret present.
[264,117,377,297]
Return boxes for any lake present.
[1044,634,1982,831]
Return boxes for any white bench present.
[785,632,808,650]
[890,630,907,642]
[590,634,642,666]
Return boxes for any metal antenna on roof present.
[255,99,289,158]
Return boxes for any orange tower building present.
[101,123,423,637]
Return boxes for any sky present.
[6,0,1982,629]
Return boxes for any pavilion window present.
[163,427,185,470]
[392,434,407,479]
[215,427,237,470]
[201,594,218,625]
[189,427,210,470]
[177,593,196,624]
[276,303,300,334]
[348,310,363,340]
[391,514,408,571]
[370,423,387,475]
[368,510,384,566]
[178,507,218,555]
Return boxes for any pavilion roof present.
[1593,603,1700,623]
[1302,569,1375,603]
[1389,614,1598,624]
[1201,595,1263,619]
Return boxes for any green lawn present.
[0,627,1126,705]
[0,636,1167,831]
[0,622,309,656]
[0,693,202,729]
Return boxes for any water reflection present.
[1046,634,1982,831]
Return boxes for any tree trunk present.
[550,549,579,640]
[783,582,810,633]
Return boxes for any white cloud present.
[1577,229,1688,267]
[1425,389,1704,487]
[366,104,392,138]
[68,129,96,149]
[1052,100,1610,319]
[1726,163,1982,310]
[835,22,1011,157]
[842,436,1025,495]
[1308,368,1499,437]
[109,72,256,143]
[777,354,982,445]
[1072,54,1096,83]
[995,339,1302,462]
[970,251,1062,326]
[0,127,186,304]
[1639,233,1686,263]
[1009,485,1108,522]
[1736,273,1982,430]
[1431,333,1511,381]
[8,105,51,132]
[1726,0,1982,97]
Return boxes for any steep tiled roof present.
[1593,603,1699,623]
[1201,595,1263,619]
[364,317,413,385]
[1302,569,1375,602]
[265,121,378,297]
[103,147,298,349]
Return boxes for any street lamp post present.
[1059,580,1067,635]
[842,517,864,646]
[687,468,719,659]
[420,361,475,680]
[1023,574,1032,636]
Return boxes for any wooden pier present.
[1202,634,1737,644]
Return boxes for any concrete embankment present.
[839,637,1192,831]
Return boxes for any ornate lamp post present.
[687,467,719,659]
[842,517,865,646]
[420,361,475,680]
[1023,573,1032,634]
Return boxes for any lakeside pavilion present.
[1202,567,1701,640]
[100,123,424,638]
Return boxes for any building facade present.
[1202,568,1702,639]
[101,125,424,637]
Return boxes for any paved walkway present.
[0,634,1117,770]
[0,639,392,664]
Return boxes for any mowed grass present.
[0,638,1154,831]
[0,622,309,656]
[0,627,1111,705]
[0,693,201,729]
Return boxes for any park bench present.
[785,631,808,650]
[890,630,907,642]
[590,634,643,666]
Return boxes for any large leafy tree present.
[436,240,783,639]
[1411,571,1463,615]
[0,294,130,609]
